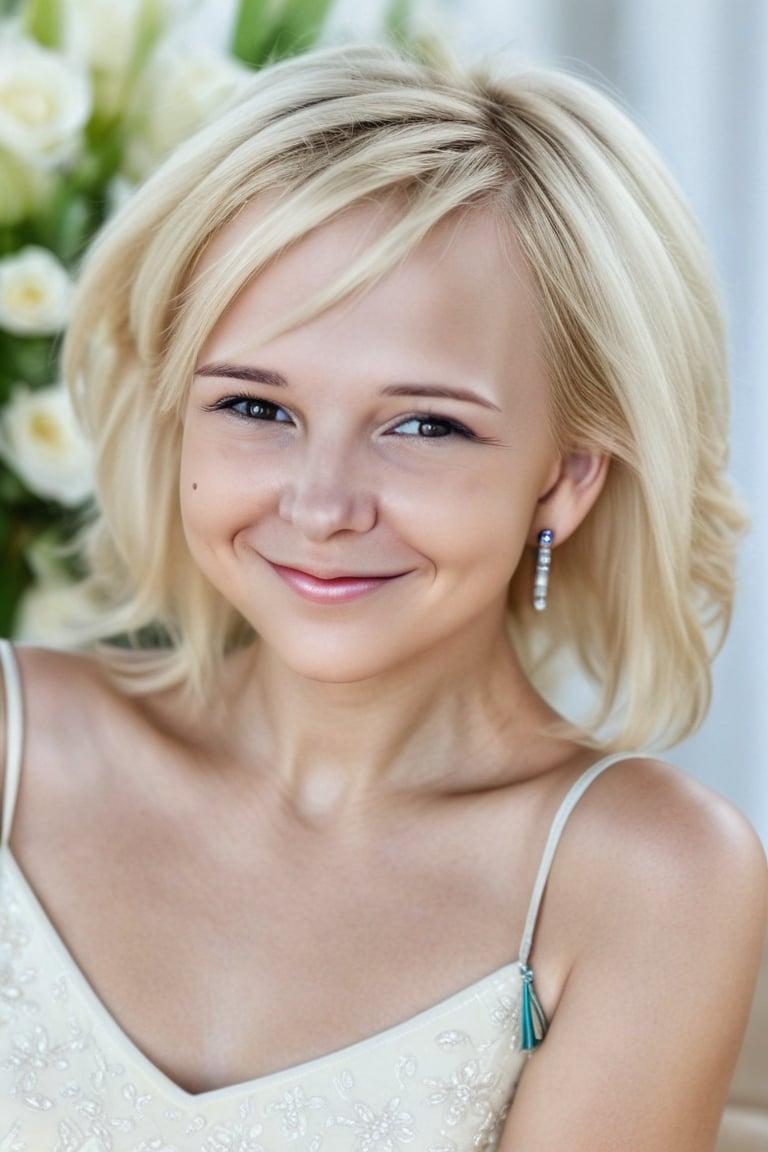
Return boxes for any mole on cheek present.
[192,483,198,491]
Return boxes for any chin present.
[254,627,425,686]
[275,647,398,685]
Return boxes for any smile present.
[268,563,408,605]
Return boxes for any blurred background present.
[1,0,765,842]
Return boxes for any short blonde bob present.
[63,43,746,750]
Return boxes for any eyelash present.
[204,393,488,443]
[204,395,291,422]
[388,415,473,440]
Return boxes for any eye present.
[205,395,293,423]
[390,415,470,439]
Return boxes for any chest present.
[11,780,537,1098]
[0,849,530,1149]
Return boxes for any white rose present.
[0,34,91,167]
[124,45,252,178]
[66,0,151,76]
[0,382,93,506]
[13,577,92,647]
[63,0,173,118]
[0,246,74,334]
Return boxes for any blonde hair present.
[63,43,746,749]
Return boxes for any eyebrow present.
[194,362,501,412]
[381,383,501,412]
[195,363,288,388]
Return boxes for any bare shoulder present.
[501,756,767,1150]
[554,755,767,962]
[11,642,116,718]
[0,643,135,828]
[545,754,764,885]
[606,755,762,902]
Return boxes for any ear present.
[526,451,609,547]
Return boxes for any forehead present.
[196,200,545,395]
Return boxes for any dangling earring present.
[532,529,554,611]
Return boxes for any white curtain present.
[194,0,768,842]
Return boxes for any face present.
[180,203,562,683]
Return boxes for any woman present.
[0,44,765,1151]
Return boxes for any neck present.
[211,622,557,822]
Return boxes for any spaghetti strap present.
[516,751,642,1051]
[518,751,640,965]
[0,639,23,849]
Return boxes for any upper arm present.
[0,643,108,847]
[499,763,768,1152]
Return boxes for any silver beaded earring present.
[533,529,554,611]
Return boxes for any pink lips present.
[269,563,404,604]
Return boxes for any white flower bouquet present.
[0,0,413,642]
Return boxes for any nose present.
[278,437,377,541]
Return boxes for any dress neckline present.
[0,640,640,1106]
[1,845,523,1105]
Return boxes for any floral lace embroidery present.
[0,852,530,1150]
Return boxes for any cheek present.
[178,428,235,553]
[427,465,535,542]
[178,421,201,495]
[180,421,236,512]
[178,438,204,538]
[452,465,547,583]
[178,483,218,566]
[178,433,281,561]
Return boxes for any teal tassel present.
[519,964,547,1051]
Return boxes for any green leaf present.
[231,0,281,67]
[0,226,20,259]
[384,0,412,46]
[0,335,59,389]
[276,0,336,56]
[114,0,176,129]
[0,466,29,505]
[47,190,97,265]
[22,0,64,48]
[0,512,33,638]
[133,0,169,65]
[23,182,96,267]
[231,0,335,68]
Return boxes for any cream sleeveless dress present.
[0,639,634,1151]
